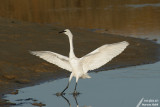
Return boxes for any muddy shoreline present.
[0,17,160,106]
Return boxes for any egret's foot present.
[55,92,65,96]
[72,91,80,96]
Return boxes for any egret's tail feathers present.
[81,73,91,79]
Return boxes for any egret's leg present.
[73,82,80,96]
[61,82,69,93]
[72,77,80,96]
[74,82,78,92]
[61,73,73,94]
[74,77,79,93]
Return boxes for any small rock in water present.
[11,90,18,95]
[32,102,46,106]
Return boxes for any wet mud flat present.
[0,17,160,106]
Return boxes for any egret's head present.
[59,29,73,38]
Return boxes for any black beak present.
[59,30,66,33]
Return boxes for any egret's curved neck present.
[68,34,75,58]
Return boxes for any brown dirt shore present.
[0,17,160,106]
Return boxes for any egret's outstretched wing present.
[81,41,129,72]
[30,51,72,72]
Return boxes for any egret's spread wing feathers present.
[81,41,129,72]
[30,51,72,72]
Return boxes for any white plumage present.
[31,51,72,72]
[81,41,129,73]
[30,29,129,95]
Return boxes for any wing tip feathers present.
[122,41,129,46]
[29,51,38,56]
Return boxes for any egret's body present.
[30,29,129,95]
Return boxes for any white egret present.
[30,29,129,95]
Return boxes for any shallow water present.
[4,60,160,107]
[0,1,160,37]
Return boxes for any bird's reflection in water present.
[60,95,91,107]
